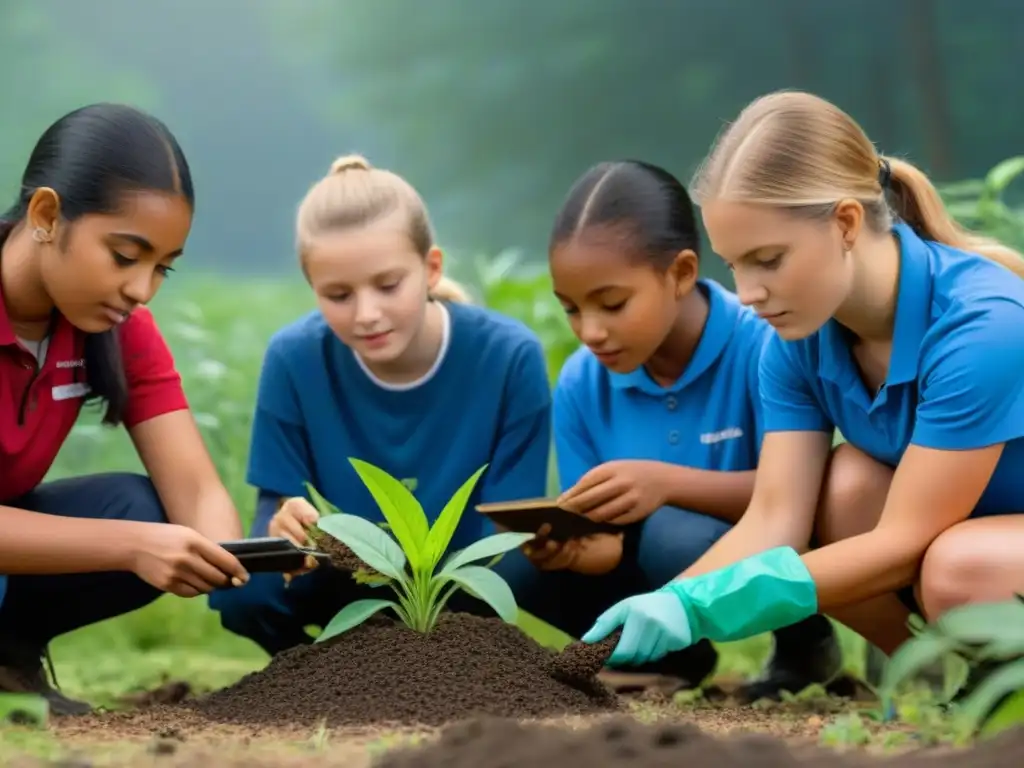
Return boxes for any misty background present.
[4,0,1022,290]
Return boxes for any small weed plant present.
[306,459,534,641]
[880,594,1024,739]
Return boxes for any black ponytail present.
[551,159,700,268]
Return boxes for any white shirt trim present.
[353,302,452,391]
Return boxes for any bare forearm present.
[165,485,243,542]
[803,532,920,610]
[657,465,756,524]
[0,506,139,574]
[677,510,809,580]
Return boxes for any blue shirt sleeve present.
[551,364,603,492]
[477,337,553,503]
[912,300,1024,450]
[246,341,316,501]
[759,333,833,434]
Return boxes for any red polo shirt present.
[0,294,189,502]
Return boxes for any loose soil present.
[374,716,1024,768]
[66,612,620,738]
[31,536,1024,767]
[35,709,1024,767]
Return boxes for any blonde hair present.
[690,90,1024,278]
[295,153,471,303]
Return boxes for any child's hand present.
[523,524,624,575]
[269,497,320,579]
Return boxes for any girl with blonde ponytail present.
[209,155,553,655]
[582,91,1024,705]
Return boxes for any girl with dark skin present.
[499,160,845,698]
[0,104,249,715]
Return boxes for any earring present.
[32,227,53,243]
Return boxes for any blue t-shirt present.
[553,279,771,491]
[760,221,1024,516]
[247,300,552,553]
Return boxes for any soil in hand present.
[184,612,620,729]
[374,714,1024,768]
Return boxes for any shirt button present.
[668,430,680,445]
[666,397,677,411]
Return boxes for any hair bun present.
[329,154,372,175]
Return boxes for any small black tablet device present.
[220,536,331,574]
[475,498,620,542]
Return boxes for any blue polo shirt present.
[553,279,771,490]
[247,301,552,553]
[760,221,1024,517]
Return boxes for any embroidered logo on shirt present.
[700,427,744,444]
[55,359,86,369]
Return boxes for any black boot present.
[632,637,719,687]
[735,615,843,703]
[0,637,92,717]
[602,638,719,695]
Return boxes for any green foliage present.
[880,595,1024,738]
[0,696,46,729]
[939,155,1024,251]
[469,249,579,385]
[308,460,535,640]
[0,693,47,728]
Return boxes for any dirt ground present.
[6,609,1021,767]
[13,700,1018,768]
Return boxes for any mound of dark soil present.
[184,612,620,729]
[374,715,1024,768]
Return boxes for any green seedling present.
[306,459,535,640]
[879,594,1024,739]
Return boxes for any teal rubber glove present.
[581,591,694,667]
[581,547,818,667]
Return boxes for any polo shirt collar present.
[818,220,932,388]
[0,281,78,360]
[610,278,740,395]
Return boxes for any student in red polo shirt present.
[0,104,249,715]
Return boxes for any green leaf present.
[977,637,1024,661]
[349,458,429,568]
[879,631,960,698]
[315,599,399,643]
[985,156,1024,195]
[959,658,1024,733]
[317,513,408,581]
[936,600,1024,646]
[438,531,536,576]
[0,693,48,727]
[305,482,341,516]
[440,565,519,623]
[979,688,1024,739]
[424,464,488,570]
